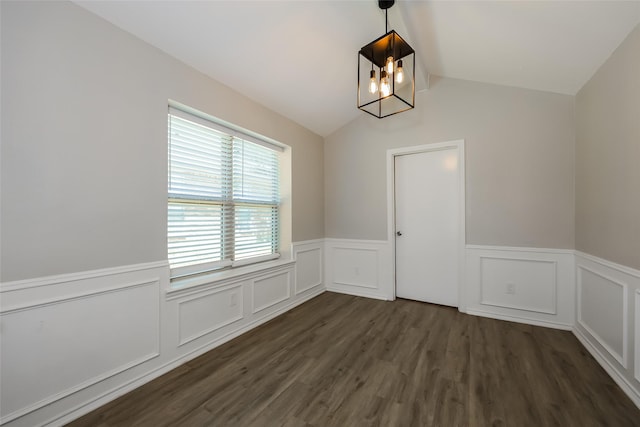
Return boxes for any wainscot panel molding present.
[0,244,325,427]
[292,239,324,295]
[324,238,393,300]
[574,251,640,408]
[177,283,244,347]
[0,261,168,427]
[252,270,292,314]
[5,242,640,424]
[465,245,575,330]
[636,289,640,384]
[577,266,627,367]
[0,279,161,424]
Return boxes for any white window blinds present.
[168,108,281,277]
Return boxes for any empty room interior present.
[1,0,640,426]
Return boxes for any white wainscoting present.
[573,252,640,408]
[252,270,291,314]
[0,261,168,427]
[577,266,627,366]
[5,240,639,424]
[636,289,640,384]
[324,238,393,300]
[177,282,244,347]
[0,240,325,427]
[1,279,160,424]
[465,245,575,329]
[293,239,323,295]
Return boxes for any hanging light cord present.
[385,8,388,34]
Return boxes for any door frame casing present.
[386,140,466,312]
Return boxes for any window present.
[168,107,283,278]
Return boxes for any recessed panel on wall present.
[0,280,160,422]
[480,257,556,314]
[634,289,640,382]
[332,247,378,289]
[177,285,244,346]
[578,266,627,366]
[295,247,322,294]
[252,270,291,314]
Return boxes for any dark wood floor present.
[68,292,640,427]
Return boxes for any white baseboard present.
[573,326,640,408]
[466,308,573,330]
[325,285,390,301]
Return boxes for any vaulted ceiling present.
[75,1,640,137]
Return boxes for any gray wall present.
[1,1,324,282]
[325,77,575,248]
[576,24,640,270]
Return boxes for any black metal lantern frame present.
[357,4,415,118]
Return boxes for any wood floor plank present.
[67,292,640,427]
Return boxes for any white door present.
[394,147,461,306]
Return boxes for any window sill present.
[167,258,295,296]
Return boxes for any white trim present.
[573,251,640,410]
[573,327,640,408]
[465,245,575,329]
[575,251,640,279]
[292,238,326,246]
[293,246,323,295]
[466,308,573,330]
[8,244,640,425]
[168,103,286,152]
[1,278,161,314]
[324,237,388,245]
[387,140,466,310]
[636,289,640,383]
[168,259,295,296]
[231,253,281,268]
[47,286,325,427]
[0,260,168,293]
[576,265,628,368]
[3,350,161,426]
[324,239,392,300]
[331,246,379,289]
[325,287,390,301]
[0,279,162,425]
[467,244,574,255]
[176,283,244,347]
[251,270,292,314]
[478,256,558,315]
[293,247,321,260]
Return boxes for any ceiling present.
[75,1,640,137]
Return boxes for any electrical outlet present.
[230,292,238,307]
[506,283,516,295]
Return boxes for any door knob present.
[396,231,402,236]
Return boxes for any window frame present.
[167,106,285,280]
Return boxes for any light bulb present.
[368,69,378,94]
[380,70,391,97]
[396,59,404,83]
[386,56,394,74]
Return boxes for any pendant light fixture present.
[357,0,415,118]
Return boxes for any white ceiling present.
[75,1,640,137]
